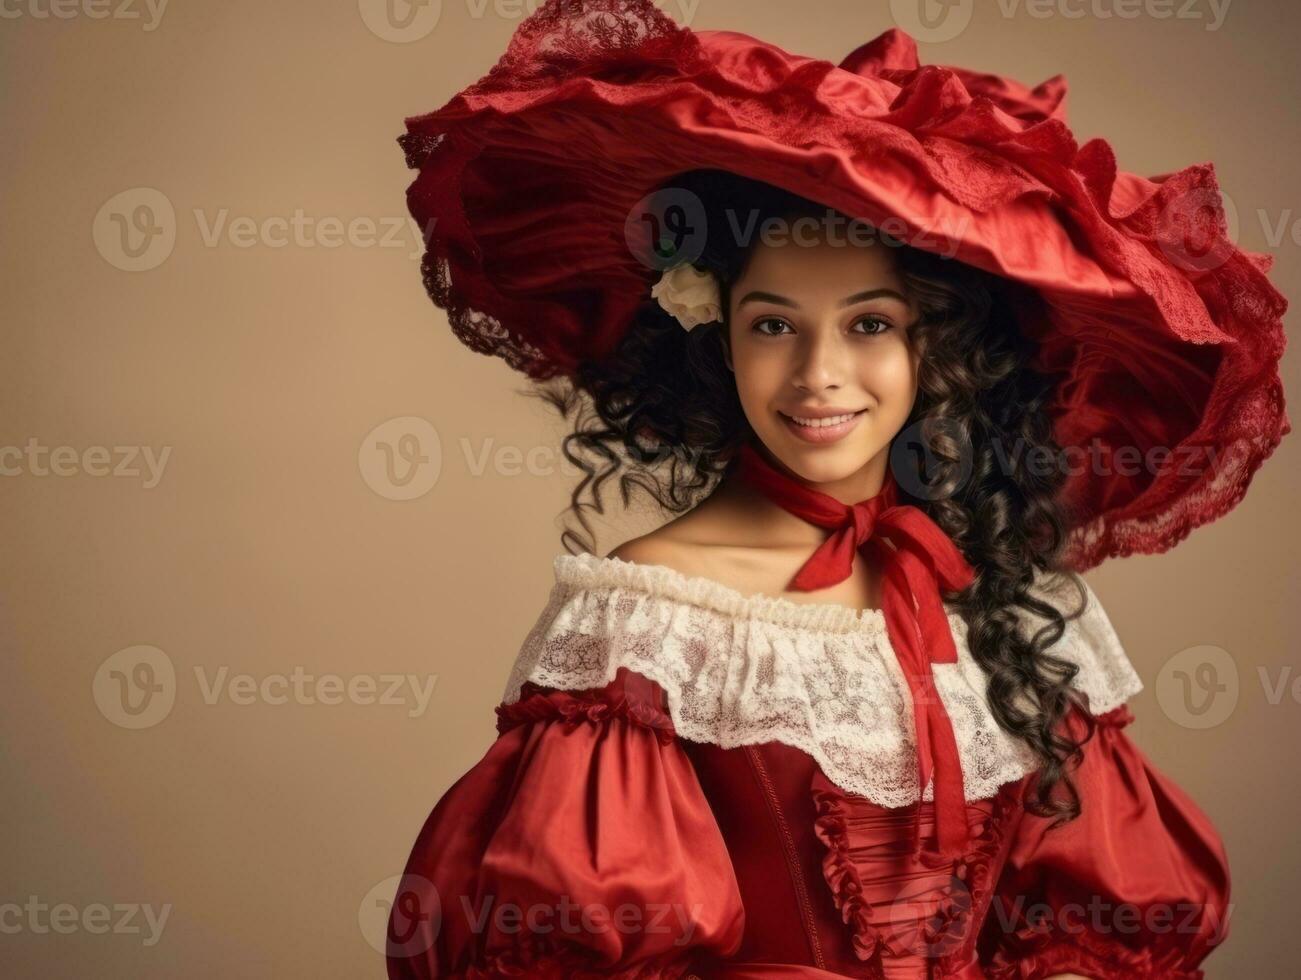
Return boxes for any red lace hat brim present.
[396,0,1289,571]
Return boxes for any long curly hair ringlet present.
[528,168,1096,827]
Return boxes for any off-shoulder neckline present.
[553,552,967,635]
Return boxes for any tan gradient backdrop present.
[1,1,1297,977]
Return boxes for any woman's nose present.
[791,329,846,392]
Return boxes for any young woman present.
[386,3,1287,977]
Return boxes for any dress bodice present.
[682,736,1020,979]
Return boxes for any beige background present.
[1,1,1297,977]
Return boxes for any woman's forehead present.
[734,233,906,294]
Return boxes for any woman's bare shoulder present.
[607,517,726,581]
[606,483,811,595]
[607,486,753,582]
[607,478,884,609]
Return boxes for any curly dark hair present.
[526,168,1097,826]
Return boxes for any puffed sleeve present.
[386,666,746,980]
[979,701,1232,979]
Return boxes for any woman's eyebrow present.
[736,288,909,309]
[736,290,799,308]
[839,288,908,308]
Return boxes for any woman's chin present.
[761,435,887,486]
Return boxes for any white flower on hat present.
[651,262,722,331]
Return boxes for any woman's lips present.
[778,409,866,444]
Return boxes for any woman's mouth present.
[778,409,866,444]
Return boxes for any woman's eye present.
[752,317,792,336]
[751,315,893,336]
[852,316,893,335]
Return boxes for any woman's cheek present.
[858,339,918,417]
[733,347,785,408]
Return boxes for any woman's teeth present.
[788,412,860,427]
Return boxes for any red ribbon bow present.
[735,442,977,860]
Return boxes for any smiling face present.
[723,224,921,498]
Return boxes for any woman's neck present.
[736,440,892,507]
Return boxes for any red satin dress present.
[386,557,1231,980]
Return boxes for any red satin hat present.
[396,0,1289,570]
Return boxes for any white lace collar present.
[502,553,1145,808]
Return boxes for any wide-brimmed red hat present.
[396,0,1288,571]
